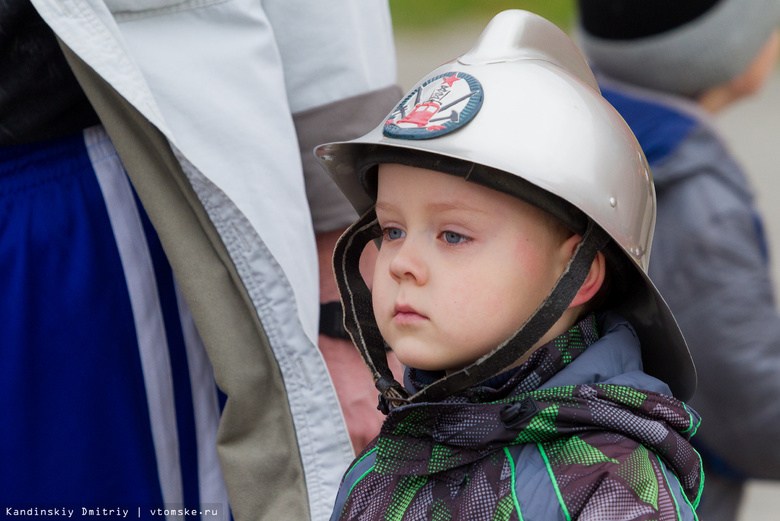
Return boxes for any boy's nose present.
[388,237,428,285]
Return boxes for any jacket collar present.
[372,315,703,505]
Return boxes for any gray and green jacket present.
[331,313,703,521]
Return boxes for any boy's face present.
[372,163,573,374]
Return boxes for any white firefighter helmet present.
[316,10,696,403]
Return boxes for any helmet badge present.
[384,72,484,140]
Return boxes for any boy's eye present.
[384,227,406,240]
[442,231,468,244]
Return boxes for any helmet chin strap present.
[333,207,610,413]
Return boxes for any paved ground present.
[394,21,780,520]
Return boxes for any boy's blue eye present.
[442,231,467,244]
[385,228,405,240]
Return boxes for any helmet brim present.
[316,138,697,402]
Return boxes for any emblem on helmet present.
[383,72,484,140]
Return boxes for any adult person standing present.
[575,1,780,520]
[3,1,400,519]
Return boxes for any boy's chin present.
[392,352,455,375]
[390,340,490,375]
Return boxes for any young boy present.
[576,2,780,519]
[316,10,703,520]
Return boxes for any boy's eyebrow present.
[375,200,491,215]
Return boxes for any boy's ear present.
[562,234,607,309]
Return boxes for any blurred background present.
[390,1,780,518]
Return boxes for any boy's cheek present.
[359,241,379,290]
[370,280,393,325]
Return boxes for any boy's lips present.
[393,304,428,324]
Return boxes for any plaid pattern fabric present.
[337,315,702,520]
